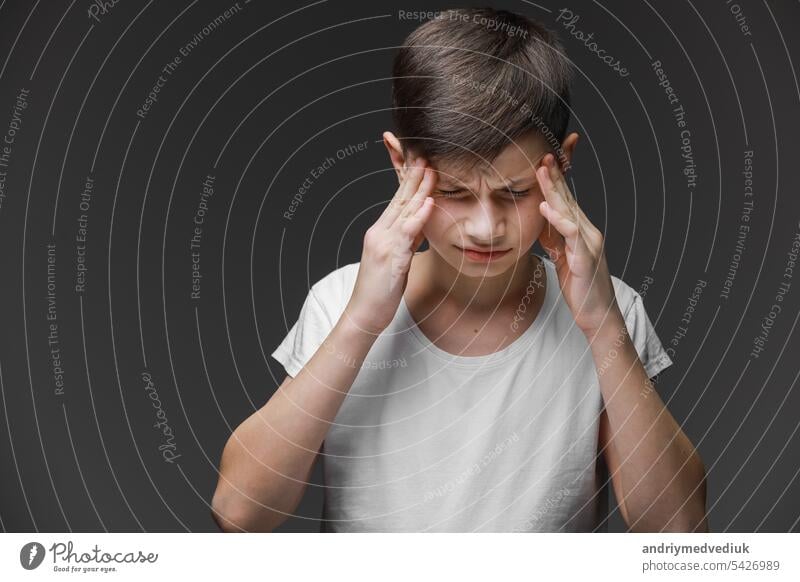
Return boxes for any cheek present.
[508,198,545,237]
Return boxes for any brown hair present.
[392,7,573,170]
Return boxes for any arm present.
[591,316,709,532]
[211,315,380,532]
[211,155,437,532]
[534,152,707,532]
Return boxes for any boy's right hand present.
[344,157,437,334]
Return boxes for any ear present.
[383,131,412,184]
[559,132,579,171]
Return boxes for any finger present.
[539,155,603,246]
[537,154,603,254]
[540,200,577,240]
[536,154,573,219]
[399,167,436,221]
[540,201,593,263]
[378,158,427,228]
[377,161,422,228]
[400,196,435,241]
[540,238,566,265]
[538,197,567,264]
[545,155,590,222]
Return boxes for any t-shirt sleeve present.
[622,291,673,379]
[271,285,335,378]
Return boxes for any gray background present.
[0,0,798,532]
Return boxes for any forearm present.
[589,315,708,532]
[212,313,378,532]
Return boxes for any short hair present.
[391,7,573,170]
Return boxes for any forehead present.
[432,132,550,184]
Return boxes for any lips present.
[455,245,511,262]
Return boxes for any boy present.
[211,7,708,533]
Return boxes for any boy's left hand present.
[535,153,623,338]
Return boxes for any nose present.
[461,195,506,246]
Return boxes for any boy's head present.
[385,7,579,276]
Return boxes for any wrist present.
[339,305,388,338]
[583,307,628,347]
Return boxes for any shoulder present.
[308,261,360,316]
[310,261,360,294]
[609,274,644,320]
[607,273,673,378]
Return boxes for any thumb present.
[538,220,565,264]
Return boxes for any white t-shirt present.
[271,254,673,532]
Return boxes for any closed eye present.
[507,189,530,197]
[437,188,530,198]
[436,189,465,197]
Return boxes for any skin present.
[383,131,708,531]
[532,145,709,532]
[210,144,440,532]
[381,130,559,356]
[383,130,556,313]
[211,128,708,532]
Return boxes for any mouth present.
[454,245,511,263]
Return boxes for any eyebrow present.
[438,175,536,187]
[507,176,535,185]
[438,158,545,187]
